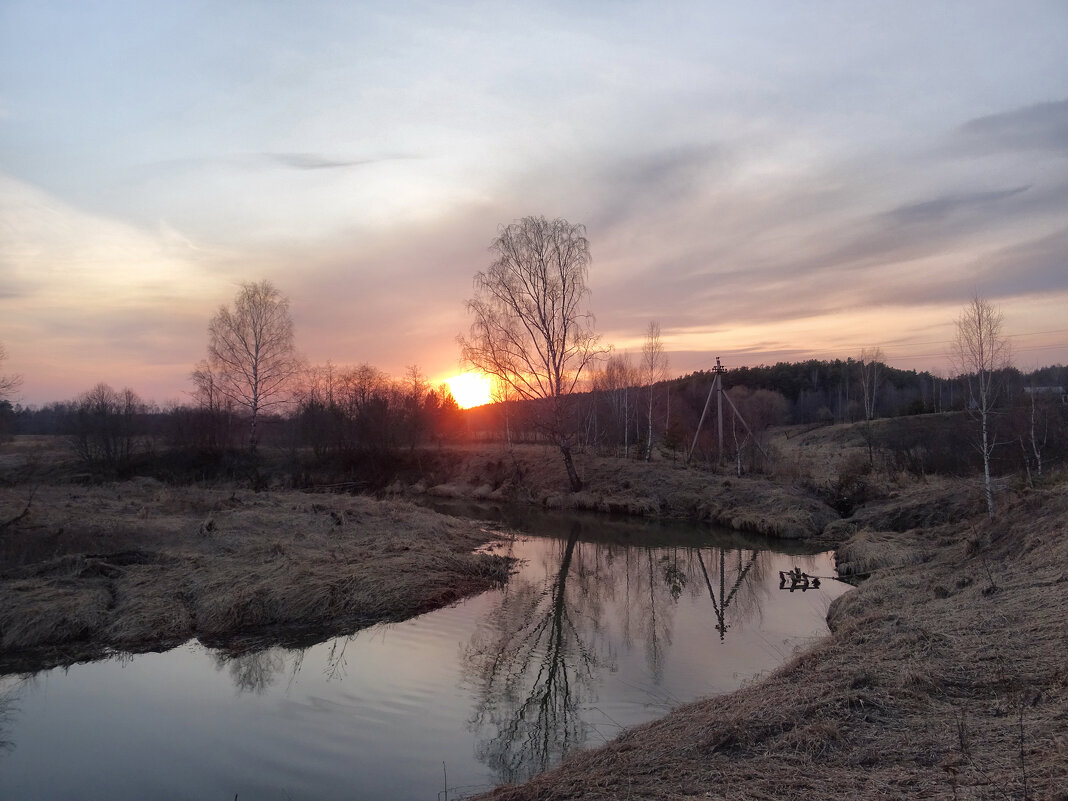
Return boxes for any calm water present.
[0,510,848,801]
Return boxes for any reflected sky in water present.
[0,513,848,800]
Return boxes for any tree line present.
[2,216,1066,508]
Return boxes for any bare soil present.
[0,480,511,673]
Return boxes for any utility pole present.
[688,357,728,464]
[714,357,726,460]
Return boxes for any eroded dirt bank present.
[0,482,511,674]
[472,483,1068,800]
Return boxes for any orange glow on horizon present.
[445,372,495,409]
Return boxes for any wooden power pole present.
[687,357,728,464]
[687,357,769,466]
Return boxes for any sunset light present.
[446,372,495,409]
[4,6,1068,801]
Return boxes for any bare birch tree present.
[205,280,300,453]
[459,216,607,491]
[641,321,669,460]
[594,352,638,457]
[952,295,1011,518]
[857,346,883,421]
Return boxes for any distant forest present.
[3,357,1066,484]
[685,359,1068,423]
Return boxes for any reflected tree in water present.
[214,648,291,694]
[662,548,688,601]
[463,528,795,782]
[462,526,607,784]
[0,676,37,756]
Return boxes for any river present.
[0,508,848,800]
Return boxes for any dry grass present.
[410,443,840,540]
[0,482,511,672]
[471,483,1068,800]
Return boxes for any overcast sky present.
[2,1,1067,405]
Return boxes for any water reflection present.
[0,511,845,801]
[215,648,289,694]
[210,634,366,694]
[462,526,801,784]
[697,549,764,639]
[463,526,601,782]
[0,676,26,754]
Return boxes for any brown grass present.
[471,482,1068,800]
[0,482,511,672]
[411,443,840,540]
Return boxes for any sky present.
[2,1,1067,406]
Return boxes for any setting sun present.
[445,372,495,409]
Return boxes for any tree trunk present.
[560,444,582,492]
[981,411,995,518]
[645,387,654,461]
[249,409,259,455]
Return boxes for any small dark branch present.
[0,485,37,532]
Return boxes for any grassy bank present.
[471,480,1068,800]
[0,481,511,673]
[400,443,840,541]
[0,434,844,678]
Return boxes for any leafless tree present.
[459,216,608,491]
[0,342,22,402]
[491,376,519,446]
[190,359,236,450]
[205,280,300,453]
[591,352,639,456]
[72,382,145,468]
[641,321,669,460]
[857,346,884,422]
[951,295,1012,517]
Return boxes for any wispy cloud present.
[958,99,1068,155]
[149,151,419,173]
[264,152,419,170]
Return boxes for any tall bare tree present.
[459,216,607,491]
[641,321,669,460]
[952,295,1011,517]
[205,280,300,452]
[592,352,638,456]
[857,346,883,422]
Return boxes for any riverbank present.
[397,443,841,541]
[0,482,511,674]
[472,480,1068,800]
[8,433,1064,798]
[0,436,845,676]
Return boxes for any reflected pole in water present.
[697,549,760,641]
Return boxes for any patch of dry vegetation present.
[473,483,1068,801]
[0,482,510,673]
[410,444,839,540]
